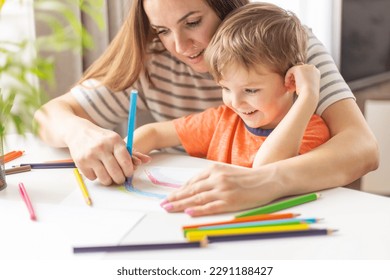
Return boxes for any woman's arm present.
[34,93,133,185]
[162,98,379,216]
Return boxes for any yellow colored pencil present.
[186,224,310,241]
[73,168,92,206]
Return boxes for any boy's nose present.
[230,93,244,108]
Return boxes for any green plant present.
[0,0,104,189]
[0,0,104,137]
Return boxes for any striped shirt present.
[71,27,354,130]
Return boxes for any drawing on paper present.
[121,167,202,200]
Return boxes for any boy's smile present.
[220,64,294,129]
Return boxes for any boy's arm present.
[253,64,320,167]
[133,121,181,155]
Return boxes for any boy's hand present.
[131,151,152,170]
[284,64,320,102]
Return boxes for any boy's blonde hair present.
[205,2,307,82]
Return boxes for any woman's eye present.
[245,89,259,94]
[156,29,168,35]
[187,19,201,28]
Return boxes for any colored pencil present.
[73,168,92,206]
[18,182,37,221]
[185,224,310,241]
[44,158,74,163]
[187,229,337,242]
[235,193,320,218]
[18,162,76,169]
[4,150,24,163]
[125,90,138,185]
[73,239,208,254]
[183,218,320,236]
[182,213,299,230]
[5,165,32,175]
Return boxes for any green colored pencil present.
[235,193,320,218]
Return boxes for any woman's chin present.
[189,63,209,73]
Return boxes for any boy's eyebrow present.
[150,11,199,29]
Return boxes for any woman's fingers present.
[161,187,217,213]
[161,164,268,216]
[70,129,135,185]
[184,200,229,217]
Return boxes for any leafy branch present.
[0,0,104,137]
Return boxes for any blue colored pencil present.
[126,90,138,185]
[126,90,138,155]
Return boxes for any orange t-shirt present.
[173,105,330,167]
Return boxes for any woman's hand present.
[160,164,279,216]
[66,124,134,185]
[66,123,152,185]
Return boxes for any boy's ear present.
[284,73,296,94]
[285,81,296,94]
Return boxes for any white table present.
[1,133,390,261]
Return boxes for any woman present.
[34,0,379,216]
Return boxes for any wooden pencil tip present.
[199,237,209,248]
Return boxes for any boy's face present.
[220,64,294,129]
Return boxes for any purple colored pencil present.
[207,228,336,243]
[73,239,208,254]
[19,162,76,169]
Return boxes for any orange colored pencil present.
[45,158,74,163]
[3,151,17,162]
[4,151,24,163]
[182,213,299,230]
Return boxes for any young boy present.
[132,2,329,169]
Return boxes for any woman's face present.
[143,0,221,73]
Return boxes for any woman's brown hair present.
[79,0,249,91]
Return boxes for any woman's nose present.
[174,32,192,54]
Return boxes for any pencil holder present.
[0,140,7,191]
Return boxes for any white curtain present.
[35,0,130,98]
[251,0,341,66]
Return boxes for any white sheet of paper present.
[61,166,203,212]
[0,200,145,260]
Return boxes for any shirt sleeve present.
[299,114,330,154]
[172,106,223,158]
[306,27,355,115]
[70,78,146,129]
